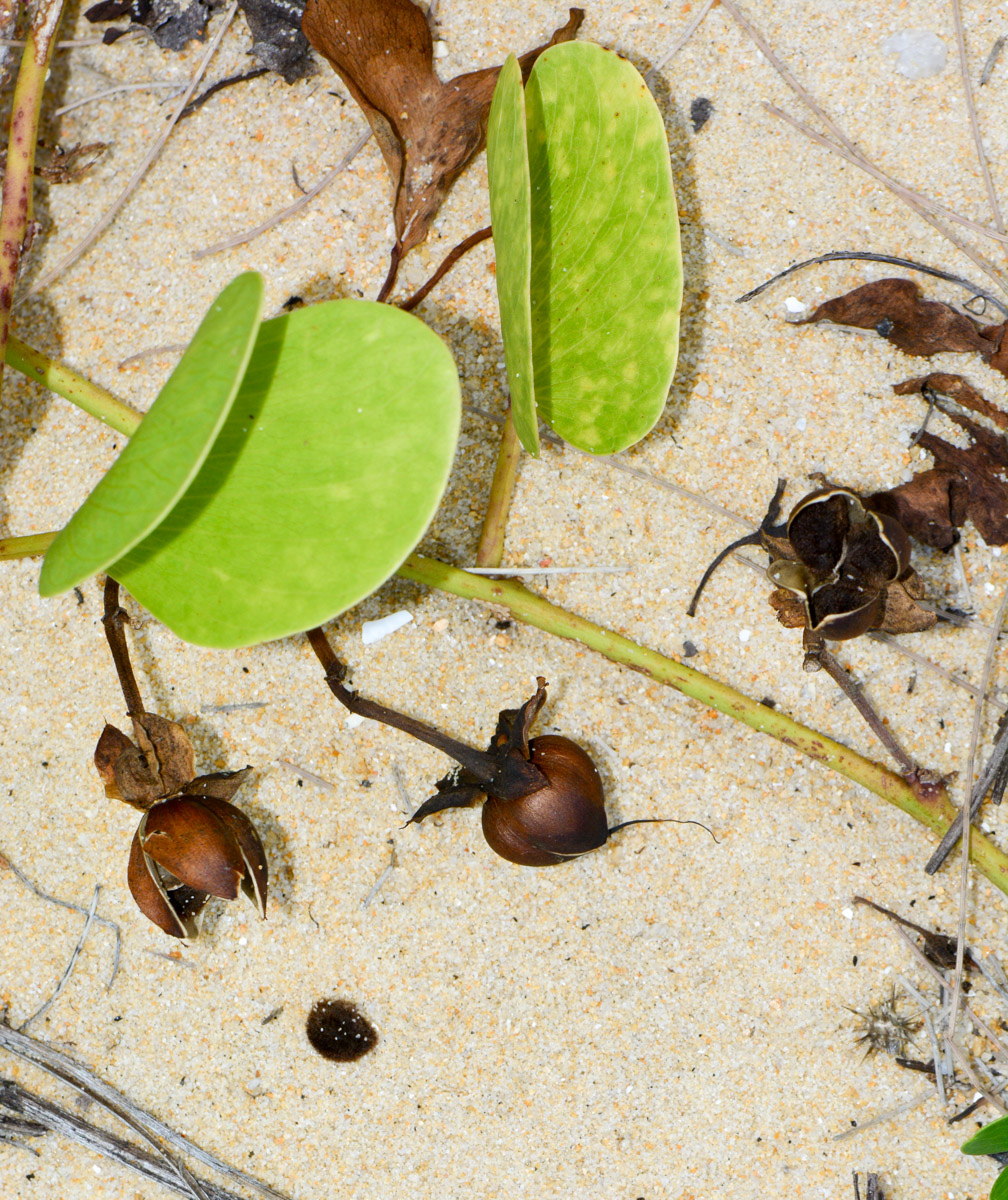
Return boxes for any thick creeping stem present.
[686,477,788,617]
[101,577,145,717]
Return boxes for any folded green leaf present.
[40,272,265,597]
[488,41,682,456]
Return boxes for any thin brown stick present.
[399,225,493,311]
[950,0,1007,265]
[193,128,371,259]
[26,2,238,297]
[817,646,916,775]
[949,583,1008,1037]
[763,102,1008,248]
[376,242,402,303]
[102,578,144,717]
[178,66,268,120]
[719,0,1008,295]
[305,627,542,794]
[644,0,717,83]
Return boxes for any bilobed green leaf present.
[486,53,538,456]
[492,40,682,456]
[108,300,460,648]
[39,272,264,597]
[962,1114,1008,1155]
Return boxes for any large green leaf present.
[486,54,538,456]
[108,300,460,648]
[491,41,682,456]
[39,272,265,596]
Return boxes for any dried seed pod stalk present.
[98,578,268,938]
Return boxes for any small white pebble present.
[795,416,807,432]
[945,742,952,754]
[347,712,366,730]
[238,936,247,946]
[986,582,997,595]
[841,907,853,920]
[738,629,752,643]
[994,547,1002,557]
[882,29,947,80]
[433,40,448,58]
[784,296,806,313]
[362,610,413,644]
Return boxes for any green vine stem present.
[5,319,1007,893]
[0,531,55,560]
[0,2,65,406]
[474,406,522,568]
[397,553,1008,896]
[6,334,142,436]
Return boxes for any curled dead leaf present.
[797,278,1006,371]
[301,0,583,256]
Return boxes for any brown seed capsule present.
[127,790,268,939]
[481,735,609,866]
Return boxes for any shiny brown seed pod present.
[481,735,609,866]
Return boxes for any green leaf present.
[487,53,538,456]
[962,1114,1008,1155]
[993,1166,1008,1200]
[39,272,265,597]
[492,41,682,456]
[108,300,460,648]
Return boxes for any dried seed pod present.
[766,485,932,646]
[481,734,609,866]
[127,780,267,939]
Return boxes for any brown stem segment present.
[305,626,544,799]
[375,243,402,304]
[817,645,916,776]
[475,406,522,568]
[102,578,144,717]
[399,226,493,312]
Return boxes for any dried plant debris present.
[241,0,314,82]
[796,278,1008,377]
[301,0,584,257]
[85,0,315,79]
[854,896,979,973]
[848,983,921,1060]
[869,374,1008,548]
[85,0,213,49]
[763,486,935,652]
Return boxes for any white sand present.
[2,2,1008,1197]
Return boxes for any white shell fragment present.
[784,296,806,313]
[361,610,414,645]
[882,30,947,80]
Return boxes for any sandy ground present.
[2,1,1008,1196]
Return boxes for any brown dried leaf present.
[798,278,999,362]
[767,588,806,630]
[94,723,134,796]
[113,714,195,809]
[878,574,936,635]
[182,766,253,802]
[301,0,583,255]
[867,467,968,551]
[893,371,1008,430]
